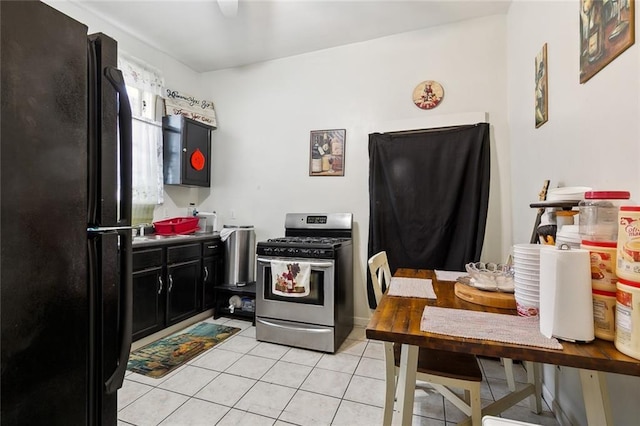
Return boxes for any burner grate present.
[267,236,349,245]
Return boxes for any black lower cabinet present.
[166,259,201,325]
[132,268,165,341]
[203,239,224,311]
[132,237,223,342]
[132,247,165,342]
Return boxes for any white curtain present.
[118,52,165,225]
[131,120,163,205]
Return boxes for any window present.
[118,52,165,225]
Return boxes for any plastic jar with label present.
[579,191,631,241]
[615,278,640,360]
[592,289,616,341]
[617,206,640,282]
[581,240,618,292]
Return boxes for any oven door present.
[256,256,334,326]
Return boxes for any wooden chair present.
[368,251,483,426]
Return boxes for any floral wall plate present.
[412,80,444,110]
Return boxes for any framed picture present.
[580,0,635,83]
[309,129,346,176]
[535,43,549,128]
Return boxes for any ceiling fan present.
[217,0,238,18]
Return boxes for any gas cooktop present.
[266,236,351,245]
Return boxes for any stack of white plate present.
[512,244,543,317]
[555,224,581,249]
[546,186,592,201]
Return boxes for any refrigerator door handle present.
[104,66,134,395]
[104,66,132,228]
[104,227,132,394]
[88,226,134,233]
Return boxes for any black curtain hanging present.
[367,123,490,308]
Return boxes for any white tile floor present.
[118,317,561,426]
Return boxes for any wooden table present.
[365,269,640,425]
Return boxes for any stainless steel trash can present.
[222,225,256,286]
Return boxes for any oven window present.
[263,265,325,305]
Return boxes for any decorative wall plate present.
[190,148,205,171]
[412,80,444,110]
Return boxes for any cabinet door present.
[182,119,211,187]
[132,267,164,341]
[203,256,223,310]
[162,115,211,187]
[166,259,201,325]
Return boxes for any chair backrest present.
[368,251,393,306]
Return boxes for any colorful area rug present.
[127,322,240,378]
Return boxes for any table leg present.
[579,369,613,426]
[394,344,418,426]
[525,361,542,413]
[503,358,516,392]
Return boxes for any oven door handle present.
[256,318,333,334]
[257,258,333,268]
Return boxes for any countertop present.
[132,232,221,248]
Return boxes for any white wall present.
[44,0,208,218]
[507,1,640,425]
[44,1,511,324]
[507,0,640,244]
[201,15,510,325]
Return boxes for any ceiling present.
[73,0,511,73]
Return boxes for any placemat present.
[420,306,563,350]
[388,277,437,299]
[434,270,466,282]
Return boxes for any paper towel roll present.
[539,245,594,342]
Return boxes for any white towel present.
[220,227,235,242]
[271,260,311,297]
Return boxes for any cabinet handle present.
[158,275,164,294]
[207,245,218,249]
[182,148,187,153]
[204,266,209,282]
[168,274,174,293]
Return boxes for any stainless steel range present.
[256,213,353,353]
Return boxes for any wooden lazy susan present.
[454,281,516,309]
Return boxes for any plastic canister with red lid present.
[579,191,631,241]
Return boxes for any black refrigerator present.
[1,1,133,425]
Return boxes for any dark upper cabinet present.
[163,115,212,187]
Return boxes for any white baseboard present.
[353,316,371,328]
[542,382,572,426]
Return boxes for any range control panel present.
[256,246,336,259]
